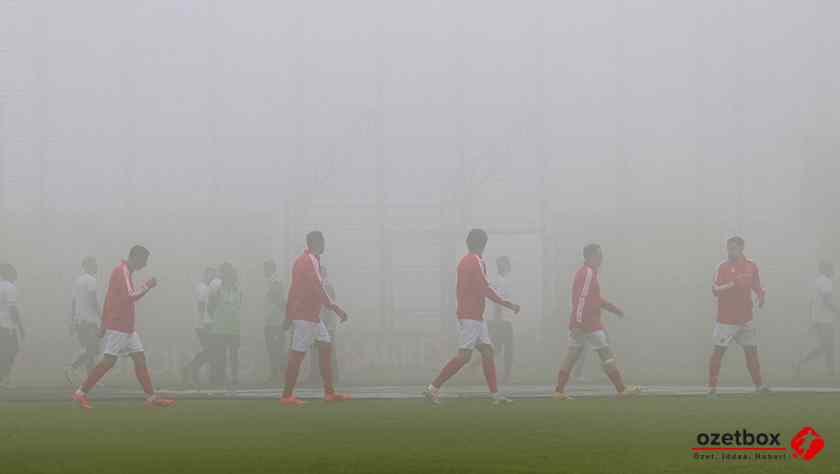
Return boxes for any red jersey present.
[713,257,764,325]
[569,264,620,332]
[456,253,505,321]
[286,248,337,323]
[101,260,149,333]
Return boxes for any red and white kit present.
[712,258,764,348]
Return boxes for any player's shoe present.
[325,392,352,402]
[144,395,176,408]
[423,385,441,406]
[491,393,513,406]
[279,396,307,406]
[72,390,92,409]
[617,385,642,398]
[705,389,719,400]
[552,391,573,401]
[756,385,772,394]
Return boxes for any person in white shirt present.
[489,256,515,385]
[796,261,840,377]
[182,267,217,386]
[0,263,24,388]
[64,257,101,385]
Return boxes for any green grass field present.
[1,394,838,474]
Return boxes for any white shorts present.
[458,319,493,350]
[713,322,757,348]
[568,328,609,351]
[290,320,332,353]
[102,330,144,357]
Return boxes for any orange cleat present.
[279,396,307,406]
[325,392,352,402]
[72,390,92,409]
[144,396,177,408]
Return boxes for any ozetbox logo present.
[790,426,825,461]
[691,427,825,462]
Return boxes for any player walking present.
[552,244,640,400]
[279,231,350,406]
[423,229,520,406]
[65,257,101,385]
[182,266,217,387]
[794,261,838,377]
[0,263,24,389]
[707,236,769,398]
[72,246,175,409]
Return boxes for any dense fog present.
[1,1,838,388]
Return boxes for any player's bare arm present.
[602,301,623,317]
[10,305,24,340]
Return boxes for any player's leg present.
[742,345,767,392]
[500,321,514,385]
[0,328,19,386]
[329,329,339,383]
[425,320,481,404]
[591,331,640,397]
[708,322,735,397]
[572,340,588,382]
[735,324,768,392]
[707,346,726,396]
[317,323,349,401]
[796,324,826,377]
[228,336,240,386]
[184,328,212,386]
[424,348,471,405]
[554,330,586,399]
[825,325,836,376]
[73,354,116,408]
[280,321,314,404]
[554,347,583,399]
[130,350,176,407]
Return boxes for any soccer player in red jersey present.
[707,236,769,398]
[423,229,521,406]
[279,231,350,406]
[72,246,175,409]
[553,243,640,400]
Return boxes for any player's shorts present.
[102,330,144,357]
[568,328,609,351]
[457,319,493,350]
[713,322,757,348]
[290,320,331,352]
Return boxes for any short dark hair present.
[466,229,488,253]
[306,231,324,248]
[263,260,276,271]
[496,256,510,271]
[129,245,150,260]
[82,256,96,268]
[819,260,834,274]
[583,243,601,260]
[0,263,17,281]
[727,236,745,247]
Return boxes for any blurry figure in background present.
[208,262,242,388]
[552,244,640,400]
[279,231,350,405]
[795,261,839,378]
[182,267,217,387]
[72,245,175,409]
[306,265,339,385]
[65,257,101,386]
[423,229,520,406]
[0,263,24,389]
[707,236,769,398]
[489,256,515,385]
[263,259,287,385]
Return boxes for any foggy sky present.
[1,1,839,382]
